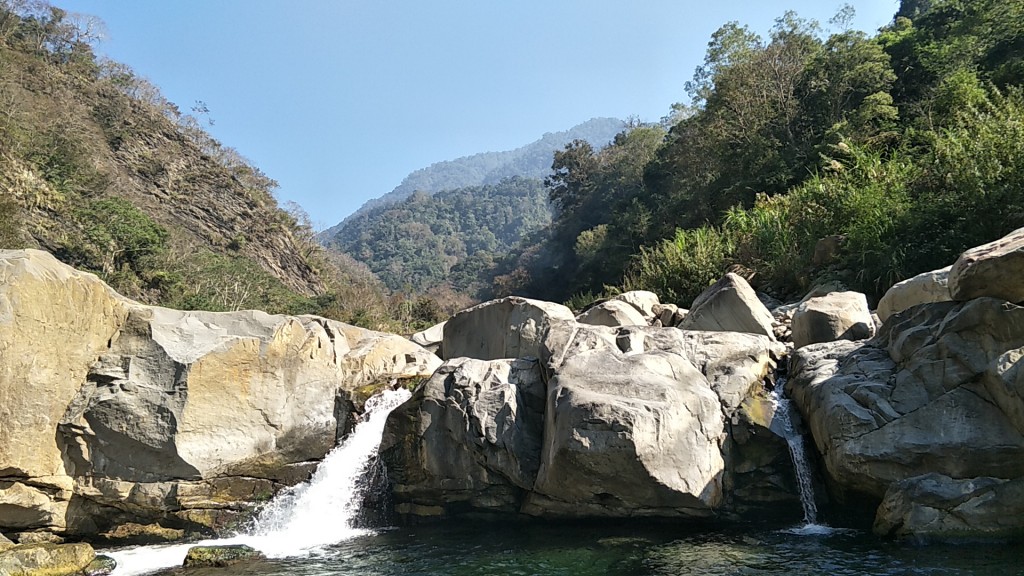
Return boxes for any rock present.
[949,226,1024,303]
[680,273,775,339]
[653,303,678,327]
[876,266,951,323]
[525,324,726,517]
[788,299,1024,499]
[0,543,94,576]
[611,291,660,318]
[0,250,129,482]
[874,473,1024,541]
[576,300,647,327]
[0,249,441,537]
[791,291,874,349]
[98,522,184,545]
[627,328,783,415]
[411,321,445,348]
[0,483,67,530]
[182,544,265,568]
[811,234,846,266]
[9,532,62,545]
[0,533,13,552]
[381,357,545,516]
[442,296,575,361]
[384,319,796,521]
[80,555,117,576]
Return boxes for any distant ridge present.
[320,117,624,240]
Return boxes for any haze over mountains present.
[320,117,624,239]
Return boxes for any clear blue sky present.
[59,0,899,230]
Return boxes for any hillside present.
[329,177,550,295]
[0,3,397,322]
[319,117,623,240]
[495,0,1024,308]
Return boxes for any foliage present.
[328,177,551,295]
[623,227,734,306]
[497,0,1024,308]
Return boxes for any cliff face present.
[0,6,323,306]
[0,249,440,539]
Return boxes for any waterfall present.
[770,388,822,529]
[107,387,411,576]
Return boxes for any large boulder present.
[383,319,793,521]
[949,226,1024,303]
[442,297,575,361]
[0,249,441,537]
[525,324,726,517]
[876,266,951,323]
[874,474,1024,541]
[791,291,874,349]
[576,300,647,327]
[380,357,545,516]
[788,298,1024,499]
[183,544,265,568]
[679,273,775,339]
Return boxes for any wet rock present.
[874,473,1024,541]
[80,555,117,576]
[182,544,265,568]
[0,543,94,576]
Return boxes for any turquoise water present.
[144,521,1024,576]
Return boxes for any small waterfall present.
[770,388,822,529]
[107,387,411,576]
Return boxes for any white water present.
[770,388,829,534]
[107,388,412,576]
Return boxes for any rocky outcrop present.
[949,226,1024,303]
[874,473,1024,541]
[441,297,575,361]
[384,317,794,521]
[680,273,775,339]
[790,291,874,349]
[876,266,951,322]
[788,298,1024,499]
[576,300,646,327]
[381,357,545,516]
[0,249,440,538]
[0,542,95,576]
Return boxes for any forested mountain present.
[494,0,1024,308]
[328,177,550,297]
[0,1,404,329]
[319,117,623,240]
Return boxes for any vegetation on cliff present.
[0,1,430,330]
[496,0,1024,307]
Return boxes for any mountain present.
[319,117,624,240]
[328,177,550,295]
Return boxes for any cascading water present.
[107,387,411,576]
[770,387,830,534]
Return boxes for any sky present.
[58,0,899,230]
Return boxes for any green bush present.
[623,226,734,306]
